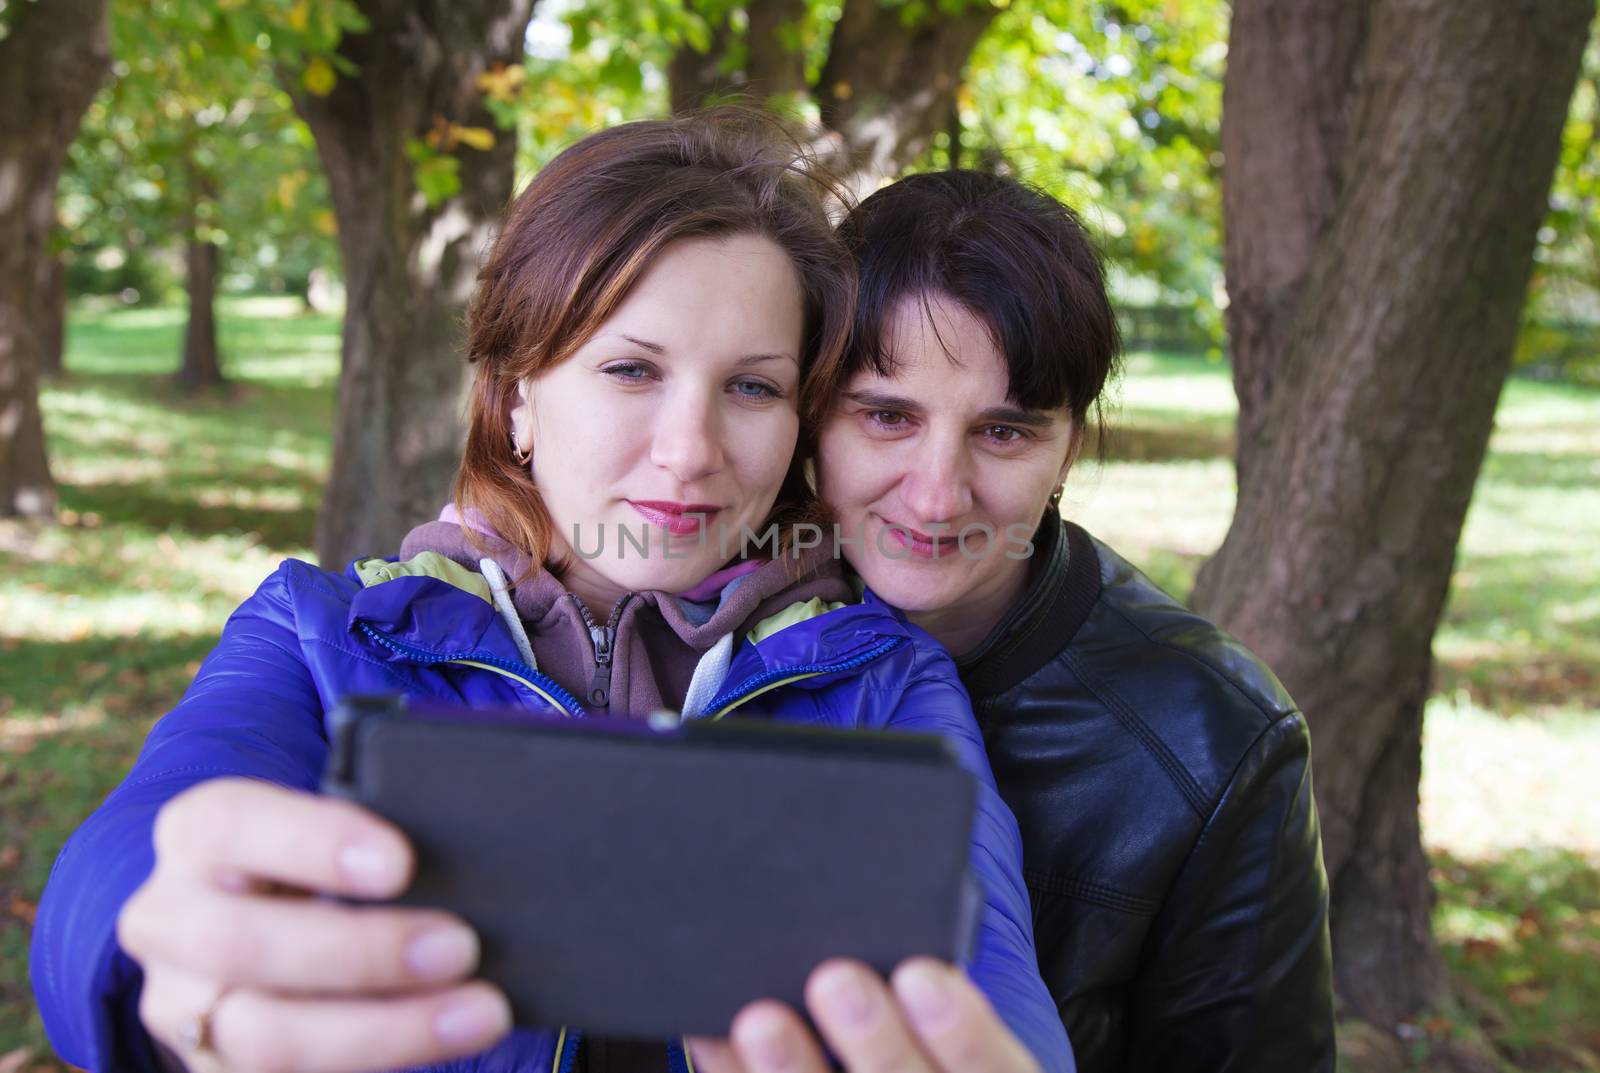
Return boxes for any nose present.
[900,432,972,523]
[649,387,725,484]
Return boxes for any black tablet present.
[321,695,982,1039]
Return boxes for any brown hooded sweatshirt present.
[399,519,852,717]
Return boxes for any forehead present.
[852,295,1013,404]
[602,234,803,344]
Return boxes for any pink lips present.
[628,500,720,536]
[883,522,963,560]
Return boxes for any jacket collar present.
[959,517,1103,701]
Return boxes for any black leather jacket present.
[959,518,1335,1072]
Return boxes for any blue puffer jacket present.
[31,553,1073,1073]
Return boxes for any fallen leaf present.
[7,892,37,926]
[0,844,19,869]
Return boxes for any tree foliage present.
[60,0,345,306]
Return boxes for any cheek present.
[818,438,898,514]
[973,460,1059,525]
[530,397,644,496]
[730,408,799,499]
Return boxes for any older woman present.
[30,120,1071,1073]
[706,171,1334,1073]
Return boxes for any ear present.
[507,378,534,451]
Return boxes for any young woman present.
[29,118,1072,1073]
[803,171,1336,1072]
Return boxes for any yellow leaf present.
[287,0,310,31]
[277,170,307,209]
[832,80,853,101]
[476,63,526,103]
[302,56,336,96]
[314,209,337,236]
[452,124,496,151]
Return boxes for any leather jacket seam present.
[1094,587,1293,729]
[1025,870,1158,915]
[1139,713,1308,970]
[1060,647,1210,820]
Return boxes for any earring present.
[1049,485,1064,508]
[511,432,530,466]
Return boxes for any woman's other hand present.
[117,778,512,1073]
[687,958,1045,1073]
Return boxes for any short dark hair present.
[836,170,1121,456]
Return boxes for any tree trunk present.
[176,148,225,392]
[289,0,536,566]
[666,0,806,112]
[813,0,997,197]
[37,252,67,379]
[177,235,224,390]
[668,0,995,197]
[1194,0,1592,1035]
[0,0,110,517]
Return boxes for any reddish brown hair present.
[454,108,854,575]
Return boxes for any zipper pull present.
[587,625,614,706]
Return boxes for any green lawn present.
[2,302,1597,1071]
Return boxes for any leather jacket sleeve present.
[1121,711,1334,1073]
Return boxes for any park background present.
[1,0,1598,1071]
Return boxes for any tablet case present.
[322,696,982,1039]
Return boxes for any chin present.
[857,562,958,616]
[593,550,707,594]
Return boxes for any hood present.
[348,513,857,716]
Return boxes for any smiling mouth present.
[627,501,721,535]
[881,521,965,559]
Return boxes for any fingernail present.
[738,1007,796,1069]
[407,924,478,981]
[433,990,510,1047]
[338,842,403,894]
[895,962,955,1030]
[817,965,878,1028]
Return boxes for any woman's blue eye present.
[732,379,783,399]
[604,362,652,381]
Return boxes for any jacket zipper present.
[570,593,631,708]
[700,635,908,720]
[355,621,588,718]
[552,1027,579,1073]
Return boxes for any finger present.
[120,886,479,993]
[805,960,930,1073]
[153,777,412,897]
[684,1035,747,1073]
[205,981,510,1073]
[139,963,233,1073]
[891,959,1040,1073]
[728,1000,833,1073]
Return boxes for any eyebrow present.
[843,391,1057,429]
[619,335,797,367]
[620,334,665,354]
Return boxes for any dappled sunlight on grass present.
[1422,697,1600,860]
[1432,848,1600,1070]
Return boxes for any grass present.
[2,303,1598,1072]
